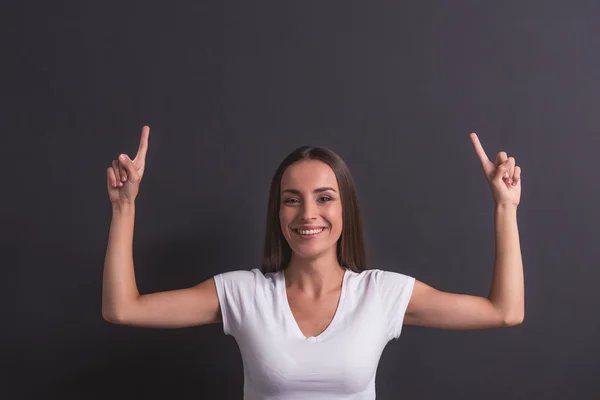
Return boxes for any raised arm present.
[102,126,222,328]
[402,133,524,330]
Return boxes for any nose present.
[300,201,318,221]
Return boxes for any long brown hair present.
[261,145,369,274]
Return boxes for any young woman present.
[103,126,524,399]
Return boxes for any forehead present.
[280,160,338,192]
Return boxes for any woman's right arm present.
[102,126,222,328]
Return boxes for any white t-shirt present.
[213,267,415,400]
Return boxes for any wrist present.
[112,202,135,215]
[495,203,518,212]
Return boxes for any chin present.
[294,246,334,259]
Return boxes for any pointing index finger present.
[136,125,150,161]
[470,132,489,164]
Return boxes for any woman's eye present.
[283,197,332,204]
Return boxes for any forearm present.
[102,203,140,320]
[488,203,524,324]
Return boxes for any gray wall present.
[2,1,599,398]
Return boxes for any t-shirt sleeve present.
[375,269,416,341]
[213,269,257,337]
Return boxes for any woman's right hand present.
[106,126,150,206]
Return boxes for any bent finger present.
[107,167,117,188]
[119,162,128,182]
[112,160,121,183]
[513,166,521,184]
[118,154,139,183]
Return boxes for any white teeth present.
[296,228,324,235]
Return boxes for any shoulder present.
[350,268,414,287]
[214,268,262,281]
[375,269,415,287]
[214,268,276,292]
[352,268,415,298]
[343,268,415,300]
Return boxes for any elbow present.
[490,300,524,327]
[102,297,137,324]
[102,308,125,324]
[503,313,524,327]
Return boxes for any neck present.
[285,254,345,297]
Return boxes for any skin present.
[279,159,346,299]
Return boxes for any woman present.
[103,126,524,399]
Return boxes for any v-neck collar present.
[279,268,349,343]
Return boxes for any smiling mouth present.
[294,227,326,237]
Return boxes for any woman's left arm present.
[404,133,524,329]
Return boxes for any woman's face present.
[279,160,343,260]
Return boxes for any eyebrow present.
[281,186,337,195]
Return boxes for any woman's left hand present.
[470,132,521,207]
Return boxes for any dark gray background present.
[2,1,598,399]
